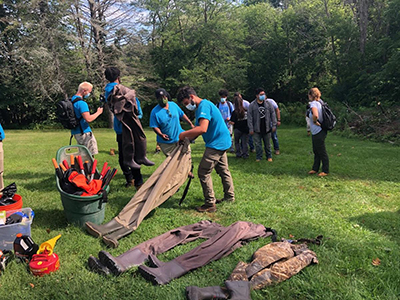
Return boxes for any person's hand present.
[97,107,104,114]
[313,120,321,127]
[249,131,254,135]
[161,133,169,140]
[272,127,276,133]
[277,121,281,126]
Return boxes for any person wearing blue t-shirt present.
[217,89,235,153]
[0,124,5,190]
[177,86,235,213]
[105,67,143,189]
[71,82,103,156]
[150,88,194,156]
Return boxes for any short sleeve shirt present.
[218,101,234,127]
[309,100,323,135]
[150,102,184,144]
[0,124,4,141]
[71,95,91,135]
[195,100,231,150]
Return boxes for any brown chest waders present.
[85,139,192,248]
[186,241,319,300]
[138,221,276,285]
[88,220,224,276]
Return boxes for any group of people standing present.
[68,69,329,214]
[215,88,281,162]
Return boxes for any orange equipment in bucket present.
[29,234,61,276]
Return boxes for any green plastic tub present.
[55,145,109,227]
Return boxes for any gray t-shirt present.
[309,100,323,135]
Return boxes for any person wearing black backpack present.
[307,87,329,177]
[71,82,103,156]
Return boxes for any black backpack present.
[56,97,83,131]
[319,101,336,131]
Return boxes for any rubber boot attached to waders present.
[88,255,110,276]
[185,286,227,300]
[85,219,123,238]
[225,281,251,300]
[134,139,154,166]
[102,226,134,248]
[98,248,148,276]
[122,131,141,169]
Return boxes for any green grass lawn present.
[1,126,399,299]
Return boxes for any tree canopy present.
[0,0,399,127]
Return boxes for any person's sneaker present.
[125,179,135,188]
[216,198,235,204]
[275,150,280,155]
[196,204,217,213]
[251,149,256,153]
[318,172,329,177]
[135,184,143,191]
[267,158,273,162]
[256,159,261,162]
[308,170,317,175]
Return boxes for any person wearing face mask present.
[177,86,235,213]
[217,89,235,153]
[150,88,194,156]
[71,81,103,156]
[247,88,277,162]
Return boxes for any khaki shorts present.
[74,132,99,155]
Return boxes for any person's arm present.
[136,98,143,119]
[276,107,281,126]
[269,103,277,132]
[152,127,169,140]
[229,111,236,126]
[81,107,103,123]
[311,107,321,126]
[180,114,195,129]
[179,118,209,141]
[247,105,254,135]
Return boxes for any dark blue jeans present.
[253,132,272,160]
[271,130,279,150]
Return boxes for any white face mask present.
[186,101,197,111]
[220,98,226,103]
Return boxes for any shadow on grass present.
[349,210,400,244]
[31,208,71,231]
[6,173,57,192]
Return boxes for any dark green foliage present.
[0,0,399,142]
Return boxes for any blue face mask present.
[186,101,197,111]
[259,95,265,101]
[220,98,226,103]
[84,93,91,99]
